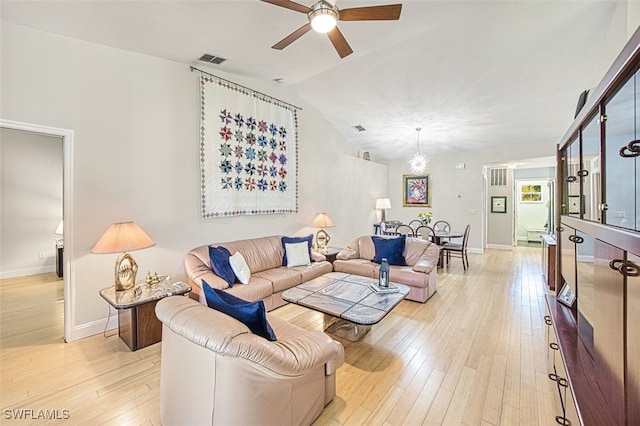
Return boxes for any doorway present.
[0,119,74,342]
[514,178,553,247]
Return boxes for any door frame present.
[1,119,75,342]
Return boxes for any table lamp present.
[91,221,155,291]
[375,198,391,222]
[310,212,335,253]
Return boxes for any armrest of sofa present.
[184,251,229,292]
[156,296,344,377]
[412,243,439,274]
[311,251,326,262]
[336,237,361,260]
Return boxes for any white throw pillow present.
[285,242,311,267]
[229,252,251,285]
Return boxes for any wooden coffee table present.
[282,272,409,341]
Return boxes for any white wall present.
[0,129,63,277]
[1,22,387,340]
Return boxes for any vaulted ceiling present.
[0,0,618,162]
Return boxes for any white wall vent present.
[490,168,508,186]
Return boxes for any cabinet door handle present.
[557,377,568,388]
[566,176,577,183]
[576,169,589,177]
[549,372,559,382]
[550,342,559,350]
[610,259,640,277]
[610,259,625,270]
[568,235,583,244]
[621,261,640,277]
[620,140,640,158]
[555,415,571,425]
[557,226,564,232]
[609,259,640,277]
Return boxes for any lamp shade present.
[310,212,335,228]
[375,198,391,210]
[91,221,155,254]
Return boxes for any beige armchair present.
[155,296,345,426]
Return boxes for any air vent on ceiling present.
[199,54,226,65]
[353,125,366,132]
[490,168,508,186]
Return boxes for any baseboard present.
[486,244,513,251]
[70,312,118,342]
[0,265,56,279]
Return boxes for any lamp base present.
[114,252,139,291]
[316,229,330,252]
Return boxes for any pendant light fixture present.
[408,127,430,174]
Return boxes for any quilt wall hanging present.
[197,68,300,218]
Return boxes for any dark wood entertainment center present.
[549,27,640,425]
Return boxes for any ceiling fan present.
[262,0,402,58]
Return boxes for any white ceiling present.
[0,0,617,164]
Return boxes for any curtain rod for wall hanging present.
[189,66,302,111]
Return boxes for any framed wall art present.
[520,184,543,203]
[491,196,507,213]
[403,174,431,207]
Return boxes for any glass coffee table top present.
[282,272,409,326]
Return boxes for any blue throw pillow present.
[371,235,407,266]
[208,246,236,287]
[202,280,277,341]
[281,235,313,266]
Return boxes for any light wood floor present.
[0,248,560,425]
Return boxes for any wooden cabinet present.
[627,253,640,424]
[541,234,557,290]
[552,28,640,426]
[593,240,625,425]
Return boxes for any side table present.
[99,279,191,351]
[322,247,342,264]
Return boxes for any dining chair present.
[432,221,451,233]
[394,224,415,237]
[441,224,471,270]
[415,225,434,242]
[408,220,423,233]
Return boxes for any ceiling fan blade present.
[260,0,311,14]
[327,27,353,58]
[272,23,312,50]
[339,4,402,21]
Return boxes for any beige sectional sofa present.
[333,235,439,303]
[156,296,344,426]
[184,235,332,311]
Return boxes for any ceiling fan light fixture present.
[309,2,338,33]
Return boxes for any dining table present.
[432,230,465,267]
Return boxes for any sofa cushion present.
[208,246,236,287]
[285,242,311,267]
[202,280,277,341]
[371,235,407,266]
[229,252,251,285]
[281,235,313,266]
[254,268,302,294]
